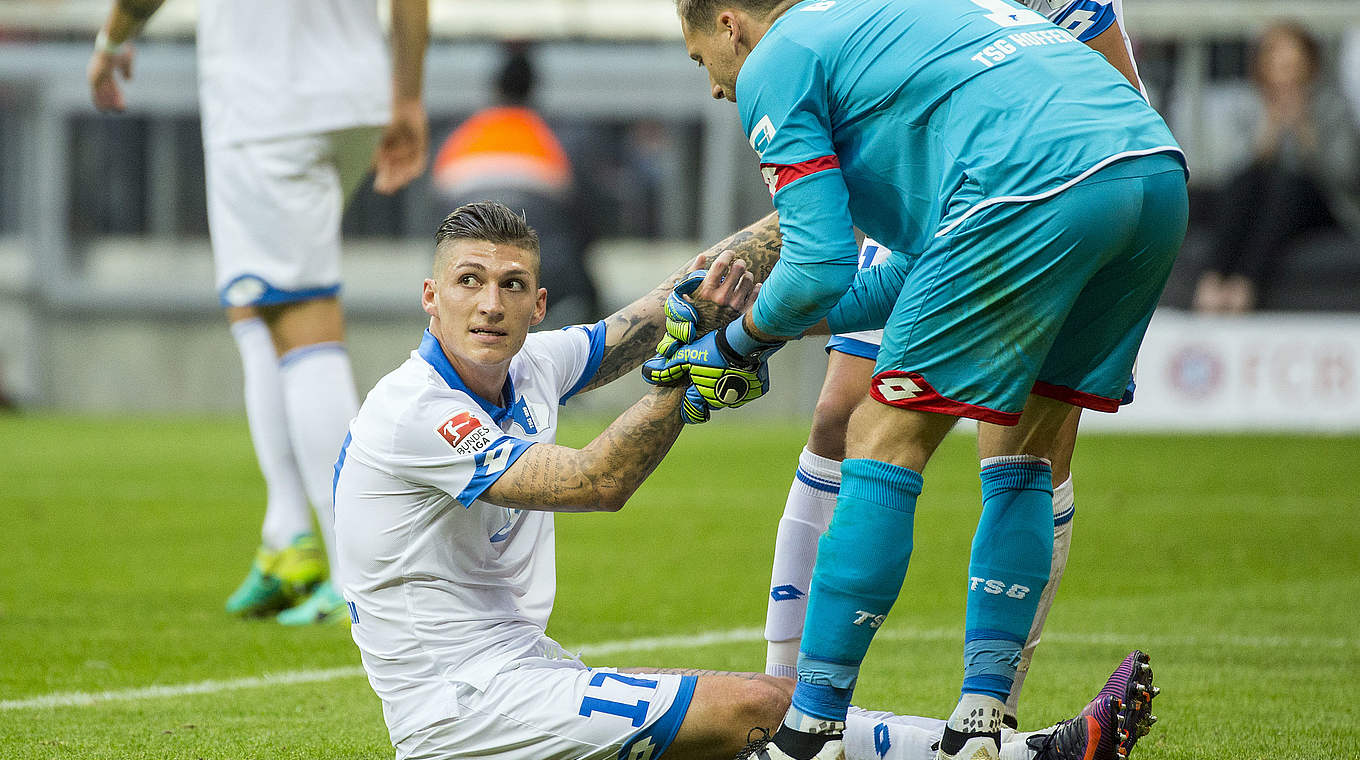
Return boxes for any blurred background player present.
[675,0,1184,758]
[432,41,601,328]
[761,0,1149,731]
[87,0,430,624]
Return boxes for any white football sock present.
[765,446,841,678]
[845,706,946,760]
[279,342,359,574]
[845,707,1044,760]
[1006,475,1075,723]
[230,318,311,551]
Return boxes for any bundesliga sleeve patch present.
[436,411,497,455]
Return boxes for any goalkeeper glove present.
[642,269,706,388]
[678,325,775,410]
[654,269,704,360]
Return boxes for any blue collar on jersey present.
[417,329,532,430]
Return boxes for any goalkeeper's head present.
[423,202,548,388]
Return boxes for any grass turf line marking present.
[5,625,1354,711]
[0,629,766,712]
[0,666,363,711]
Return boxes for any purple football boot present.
[1028,651,1158,760]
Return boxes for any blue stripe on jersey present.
[331,430,353,519]
[796,466,841,494]
[455,435,536,508]
[1050,0,1117,43]
[560,319,609,405]
[418,330,520,425]
[217,274,340,308]
[618,675,698,760]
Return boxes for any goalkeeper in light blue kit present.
[666,1,1187,759]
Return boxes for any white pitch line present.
[0,666,365,712]
[4,625,1354,711]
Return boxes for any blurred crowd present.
[1,14,1359,320]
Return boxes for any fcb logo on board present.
[437,411,494,454]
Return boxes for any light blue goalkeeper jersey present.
[739,0,1184,338]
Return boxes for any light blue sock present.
[792,458,921,721]
[962,456,1054,700]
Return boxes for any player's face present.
[683,19,742,102]
[423,239,547,378]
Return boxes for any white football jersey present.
[334,324,607,744]
[196,0,391,146]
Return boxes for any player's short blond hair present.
[676,0,787,29]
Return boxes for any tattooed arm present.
[478,214,782,513]
[480,386,686,512]
[576,212,783,393]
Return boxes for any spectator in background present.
[433,44,600,328]
[1195,21,1360,313]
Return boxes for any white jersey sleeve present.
[398,401,537,508]
[522,320,609,405]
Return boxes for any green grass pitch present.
[2,414,1357,759]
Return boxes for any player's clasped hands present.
[642,251,778,423]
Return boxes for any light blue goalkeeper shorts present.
[871,152,1187,425]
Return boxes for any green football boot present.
[276,579,350,626]
[225,533,325,617]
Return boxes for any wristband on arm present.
[95,29,128,55]
[722,317,784,362]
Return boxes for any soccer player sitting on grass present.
[332,202,1157,760]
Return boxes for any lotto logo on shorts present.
[437,411,494,454]
[874,375,924,401]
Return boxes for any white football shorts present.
[205,126,381,308]
[396,657,697,760]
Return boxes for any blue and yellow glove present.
[675,326,775,411]
[642,269,705,388]
[643,320,783,424]
[643,331,754,425]
[653,269,704,361]
[641,270,715,423]
[640,270,784,424]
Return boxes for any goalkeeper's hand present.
[676,327,774,410]
[642,268,706,388]
[653,269,705,361]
